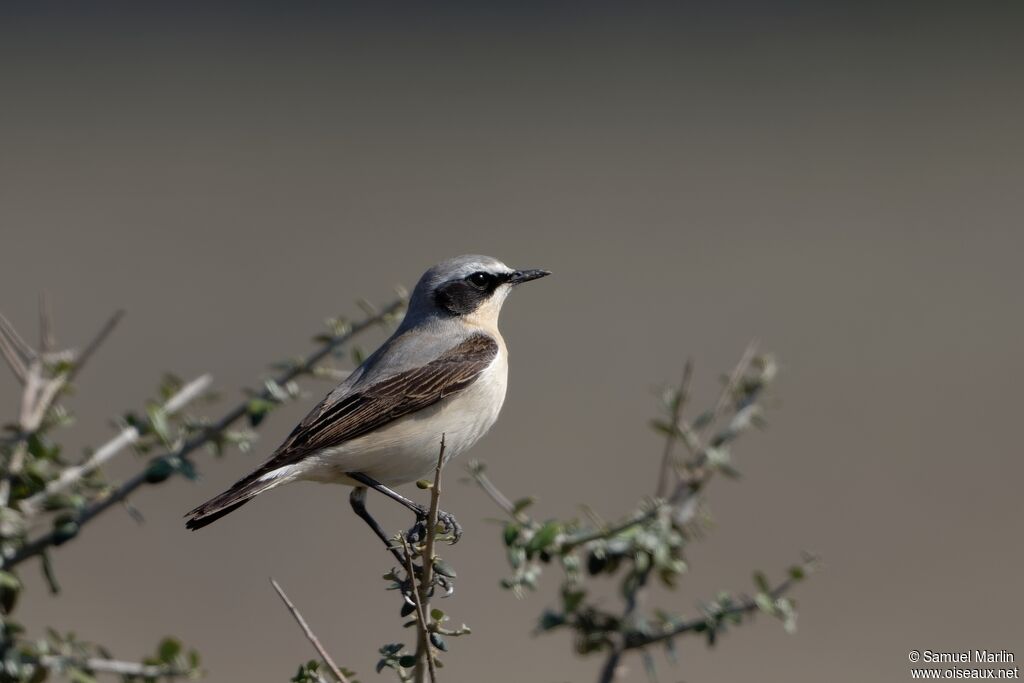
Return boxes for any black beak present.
[508,268,551,285]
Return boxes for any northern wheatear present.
[185,255,549,539]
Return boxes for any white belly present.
[302,353,508,486]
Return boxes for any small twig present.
[68,309,125,382]
[19,374,213,516]
[413,435,445,683]
[466,462,520,520]
[705,339,758,433]
[655,359,693,499]
[38,293,55,354]
[271,578,351,683]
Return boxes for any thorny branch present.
[1,298,405,570]
[18,374,213,517]
[0,306,126,510]
[1,295,404,683]
[621,573,802,650]
[468,341,810,683]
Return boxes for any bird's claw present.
[405,508,462,545]
[437,509,462,543]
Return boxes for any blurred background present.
[1,2,1022,681]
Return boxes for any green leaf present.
[753,571,770,594]
[512,497,535,514]
[68,669,97,683]
[158,637,182,663]
[430,608,445,621]
[245,398,275,427]
[649,419,677,437]
[143,457,174,484]
[0,570,21,590]
[146,405,172,447]
[503,523,520,547]
[526,521,561,554]
[561,588,585,613]
[398,655,417,668]
[52,515,80,545]
[41,551,61,595]
[0,569,21,613]
[433,559,457,578]
[755,592,775,613]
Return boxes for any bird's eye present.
[467,272,491,288]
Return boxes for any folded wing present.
[184,333,498,529]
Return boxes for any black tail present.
[184,473,279,530]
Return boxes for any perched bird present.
[185,255,549,536]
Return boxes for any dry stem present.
[412,435,445,683]
[271,578,351,683]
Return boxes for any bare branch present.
[271,578,352,683]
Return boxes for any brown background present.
[2,4,1022,681]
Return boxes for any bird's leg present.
[348,486,409,567]
[347,471,463,543]
[349,487,422,606]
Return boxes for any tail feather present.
[185,469,289,530]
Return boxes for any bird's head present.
[404,254,550,328]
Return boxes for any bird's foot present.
[406,507,462,545]
[437,508,463,543]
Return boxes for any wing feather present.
[252,333,498,477]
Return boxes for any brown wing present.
[253,333,498,476]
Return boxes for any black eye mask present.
[434,272,510,316]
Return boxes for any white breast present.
[303,350,509,486]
